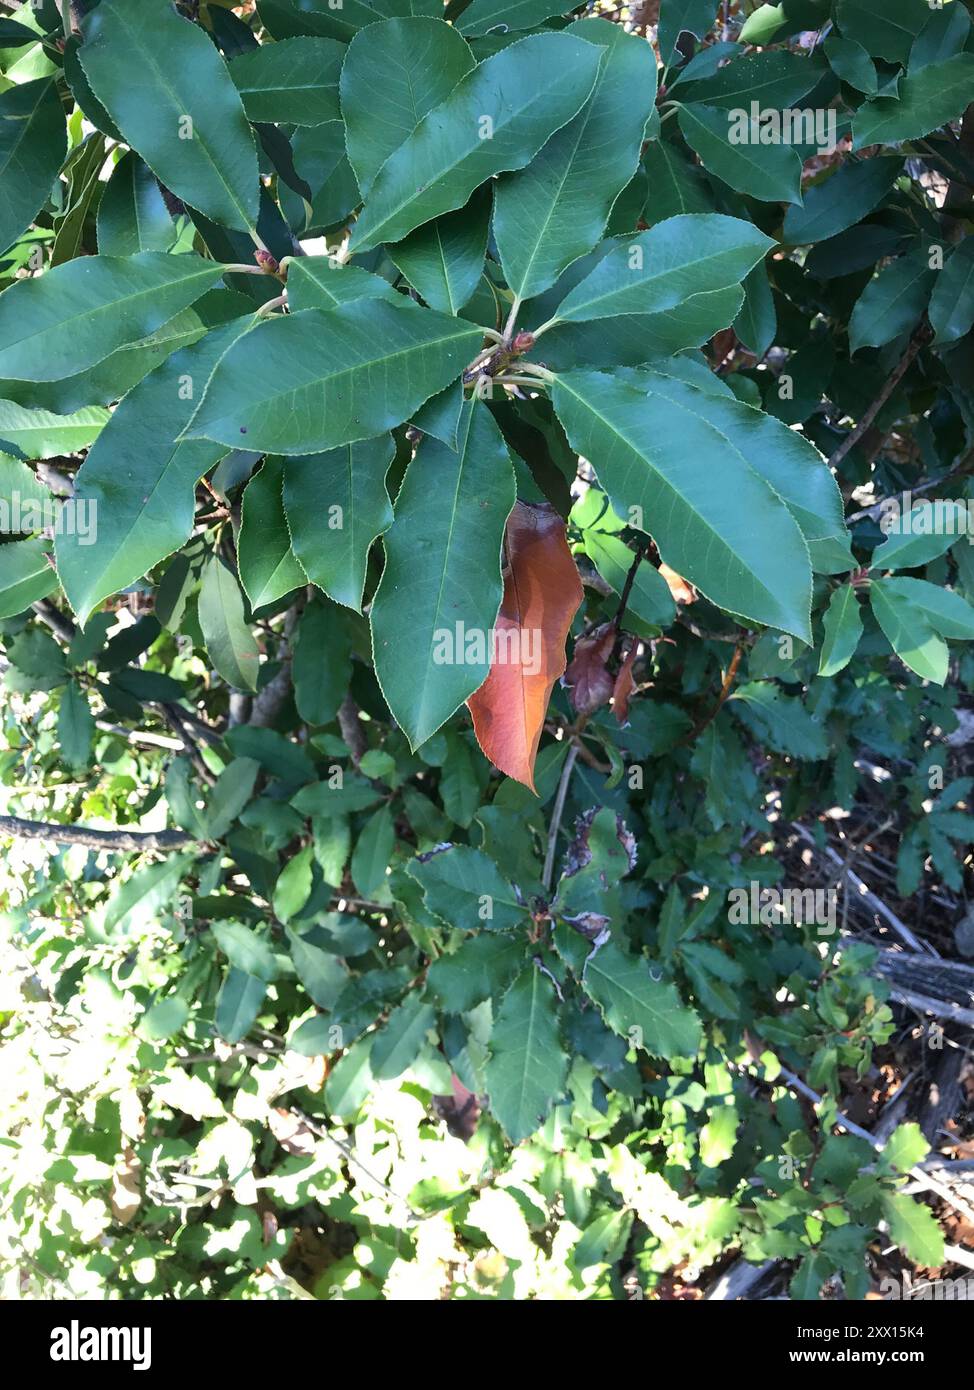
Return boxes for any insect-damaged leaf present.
[467,501,583,792]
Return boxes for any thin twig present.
[542,743,579,892]
[828,321,933,470]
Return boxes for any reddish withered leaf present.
[565,619,616,716]
[612,637,638,725]
[467,500,583,791]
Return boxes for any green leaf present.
[485,967,568,1142]
[581,528,675,631]
[870,501,970,571]
[458,0,570,36]
[582,941,702,1059]
[0,401,109,459]
[97,150,179,257]
[426,933,524,1012]
[790,1251,830,1300]
[494,19,656,303]
[824,34,878,93]
[348,32,603,252]
[55,318,249,625]
[204,756,260,840]
[620,360,852,574]
[261,0,441,44]
[0,252,226,384]
[731,681,830,759]
[854,54,974,148]
[282,435,394,612]
[877,578,974,640]
[659,0,718,61]
[0,77,67,256]
[0,537,57,617]
[930,238,974,345]
[849,249,934,355]
[351,805,396,898]
[871,576,974,684]
[882,1122,928,1174]
[539,214,773,329]
[880,1192,944,1267]
[291,597,352,726]
[818,584,863,677]
[238,456,307,610]
[641,139,714,222]
[273,845,315,924]
[552,370,814,639]
[186,301,482,455]
[836,0,927,65]
[406,844,526,931]
[339,17,475,198]
[371,396,515,747]
[286,927,348,1009]
[79,0,260,232]
[57,681,95,769]
[370,996,436,1079]
[198,553,261,691]
[677,103,803,205]
[389,184,491,315]
[676,50,824,110]
[216,967,267,1044]
[285,258,400,312]
[229,36,344,126]
[212,921,279,982]
[783,157,900,245]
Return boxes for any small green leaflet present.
[426,933,524,1012]
[97,151,180,257]
[485,967,569,1142]
[870,577,974,685]
[198,553,261,691]
[285,259,401,312]
[79,0,260,232]
[0,253,226,383]
[238,456,307,610]
[216,968,267,1044]
[349,32,603,251]
[388,185,491,316]
[371,397,515,748]
[818,584,863,677]
[58,682,95,769]
[370,997,436,1080]
[282,435,395,612]
[0,538,57,618]
[782,158,901,246]
[879,1192,944,1268]
[869,501,969,571]
[929,239,974,345]
[731,682,830,759]
[848,250,935,355]
[406,844,525,932]
[186,300,482,455]
[582,941,702,1059]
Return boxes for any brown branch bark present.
[0,814,199,852]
